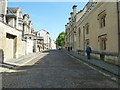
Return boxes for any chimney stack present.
[0,0,8,22]
[72,5,77,16]
[70,12,73,19]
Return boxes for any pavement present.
[63,49,120,78]
[0,52,41,72]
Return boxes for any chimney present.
[68,17,71,23]
[0,0,8,15]
[70,12,73,19]
[65,24,67,30]
[0,0,8,22]
[72,5,77,16]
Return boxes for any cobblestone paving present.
[2,50,119,88]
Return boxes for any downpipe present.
[116,1,120,65]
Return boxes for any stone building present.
[65,1,120,65]
[0,0,34,62]
[22,14,35,54]
[32,31,44,52]
[0,22,26,62]
[6,8,23,30]
[37,30,51,50]
[50,39,56,50]
[0,0,7,23]
[32,30,56,51]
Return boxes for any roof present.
[40,30,49,34]
[32,31,38,34]
[40,29,47,32]
[7,8,20,13]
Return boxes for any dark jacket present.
[86,46,91,53]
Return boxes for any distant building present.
[50,39,56,49]
[37,30,51,50]
[32,31,44,52]
[32,30,56,50]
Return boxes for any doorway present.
[6,33,17,60]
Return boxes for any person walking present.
[86,46,91,59]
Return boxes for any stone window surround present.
[98,34,107,50]
[86,39,90,46]
[97,10,106,28]
[85,23,89,34]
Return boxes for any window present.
[6,17,9,24]
[29,37,31,39]
[18,20,23,27]
[19,11,22,17]
[85,23,89,34]
[98,35,107,50]
[100,16,106,28]
[101,39,106,50]
[86,39,90,46]
[98,10,106,28]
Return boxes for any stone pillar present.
[0,0,8,23]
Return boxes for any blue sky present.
[8,2,88,40]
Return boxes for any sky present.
[8,2,88,40]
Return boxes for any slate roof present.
[7,7,19,13]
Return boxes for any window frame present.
[98,34,107,50]
[98,10,106,28]
[86,39,90,46]
[85,23,89,34]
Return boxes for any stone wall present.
[26,39,33,54]
[77,49,119,66]
[0,21,26,62]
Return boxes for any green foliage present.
[56,32,65,46]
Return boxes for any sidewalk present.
[0,52,41,72]
[63,49,120,77]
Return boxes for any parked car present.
[58,46,61,50]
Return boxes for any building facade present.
[32,31,44,52]
[36,30,51,50]
[50,39,56,50]
[0,0,35,62]
[65,1,120,65]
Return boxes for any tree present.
[56,32,65,47]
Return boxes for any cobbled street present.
[2,50,119,88]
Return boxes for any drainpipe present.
[116,1,120,64]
